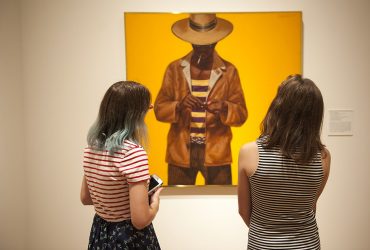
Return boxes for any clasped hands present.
[177,94,227,115]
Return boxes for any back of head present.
[87,81,151,153]
[261,74,324,164]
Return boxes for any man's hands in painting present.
[177,94,203,110]
[177,94,227,115]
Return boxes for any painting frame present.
[124,12,302,190]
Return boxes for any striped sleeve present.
[118,146,150,184]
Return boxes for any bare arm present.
[80,175,93,205]
[314,148,331,212]
[129,182,163,230]
[238,167,252,227]
[238,142,258,227]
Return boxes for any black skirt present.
[88,214,161,250]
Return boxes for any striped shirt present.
[248,138,324,249]
[83,140,150,222]
[190,79,209,144]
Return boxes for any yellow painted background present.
[125,12,302,186]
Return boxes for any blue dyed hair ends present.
[87,81,151,154]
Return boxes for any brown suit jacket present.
[154,51,247,167]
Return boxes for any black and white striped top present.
[248,138,324,249]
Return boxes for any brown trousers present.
[168,143,231,185]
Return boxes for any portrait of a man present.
[154,13,248,185]
[124,12,302,187]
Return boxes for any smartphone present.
[148,174,163,196]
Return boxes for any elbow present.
[130,209,152,229]
[81,199,91,205]
[131,217,150,230]
[131,210,154,230]
[239,209,251,227]
[80,194,93,205]
[238,209,243,217]
[238,209,246,220]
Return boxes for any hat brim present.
[171,17,233,45]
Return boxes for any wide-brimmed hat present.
[171,13,233,45]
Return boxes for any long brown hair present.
[260,74,325,164]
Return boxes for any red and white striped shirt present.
[83,140,150,222]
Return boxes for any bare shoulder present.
[241,141,254,150]
[239,141,258,157]
[321,147,331,163]
[239,141,259,177]
[321,147,331,175]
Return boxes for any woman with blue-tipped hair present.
[80,81,162,249]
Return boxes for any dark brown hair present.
[260,74,325,164]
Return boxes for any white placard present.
[328,110,354,136]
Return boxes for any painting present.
[124,12,302,186]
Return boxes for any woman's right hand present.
[149,187,164,211]
[130,183,163,230]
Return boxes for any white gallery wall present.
[0,0,369,249]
